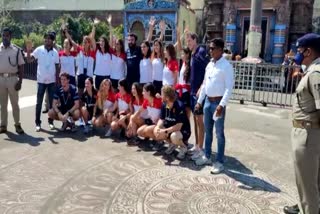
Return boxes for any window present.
[151,22,173,44]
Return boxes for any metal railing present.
[23,61,37,80]
[231,61,302,107]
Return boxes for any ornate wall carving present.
[125,0,177,10]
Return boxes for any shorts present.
[110,78,119,90]
[190,95,203,115]
[58,105,72,115]
[177,91,190,108]
[69,76,76,87]
[153,80,163,94]
[144,118,154,126]
[86,106,94,119]
[77,74,89,89]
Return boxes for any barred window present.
[151,22,173,44]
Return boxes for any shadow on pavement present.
[41,129,88,144]
[222,155,281,193]
[4,132,43,146]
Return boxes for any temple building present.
[203,0,315,64]
[124,0,196,45]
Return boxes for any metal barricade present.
[230,61,302,107]
[23,60,37,80]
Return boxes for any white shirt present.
[32,45,59,84]
[139,58,152,84]
[177,63,188,93]
[76,51,95,77]
[110,54,126,80]
[59,51,77,77]
[152,58,164,81]
[94,51,112,76]
[198,57,234,107]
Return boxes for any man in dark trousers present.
[126,33,142,88]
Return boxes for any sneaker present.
[187,146,198,155]
[211,162,224,174]
[60,122,68,131]
[283,204,299,214]
[48,122,55,130]
[14,124,24,134]
[165,143,177,155]
[83,125,90,134]
[195,155,212,166]
[191,150,204,161]
[105,127,112,137]
[152,141,164,151]
[35,124,41,132]
[177,146,188,160]
[70,123,77,132]
[0,126,7,134]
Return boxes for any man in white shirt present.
[26,32,60,132]
[195,38,234,174]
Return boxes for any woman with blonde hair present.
[92,79,116,136]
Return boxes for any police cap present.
[296,33,320,49]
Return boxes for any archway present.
[131,21,145,46]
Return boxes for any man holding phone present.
[195,38,234,174]
[0,27,25,134]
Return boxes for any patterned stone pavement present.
[0,80,297,214]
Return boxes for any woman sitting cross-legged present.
[153,85,191,159]
[135,83,162,150]
[126,82,149,145]
[109,79,133,138]
[92,79,116,136]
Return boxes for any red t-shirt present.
[167,59,179,73]
[142,97,162,109]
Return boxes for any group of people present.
[0,15,320,214]
[0,16,235,174]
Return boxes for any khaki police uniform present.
[0,43,25,128]
[292,58,320,214]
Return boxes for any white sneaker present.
[165,144,177,155]
[177,146,188,160]
[191,150,204,161]
[187,146,198,155]
[195,155,212,166]
[211,162,224,174]
[49,123,55,130]
[105,128,112,137]
[35,125,41,132]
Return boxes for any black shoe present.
[42,109,49,114]
[152,141,164,151]
[0,126,7,134]
[15,124,24,134]
[283,204,299,214]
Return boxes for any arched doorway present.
[131,21,145,46]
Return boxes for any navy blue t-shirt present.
[190,46,210,95]
[160,100,191,133]
[126,46,142,85]
[54,85,79,109]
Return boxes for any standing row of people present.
[0,17,235,175]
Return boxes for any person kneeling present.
[153,85,191,159]
[48,72,80,132]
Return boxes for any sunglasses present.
[209,47,219,51]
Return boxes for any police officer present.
[0,27,25,134]
[284,33,320,214]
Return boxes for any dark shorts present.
[110,78,119,90]
[58,105,72,115]
[95,75,110,90]
[69,76,76,87]
[77,74,89,89]
[177,91,190,108]
[86,106,94,119]
[190,95,203,115]
[153,80,163,94]
[144,118,154,126]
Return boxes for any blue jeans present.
[203,97,226,163]
[35,83,55,125]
